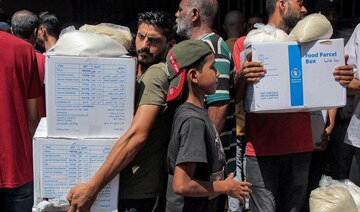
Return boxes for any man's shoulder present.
[148,62,166,70]
[234,36,246,47]
[0,31,33,50]
[141,62,168,81]
[144,62,167,76]
[202,32,226,46]
[202,32,231,58]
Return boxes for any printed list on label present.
[54,63,127,132]
[41,144,116,209]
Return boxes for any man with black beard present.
[67,11,176,212]
[236,0,355,211]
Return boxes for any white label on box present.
[34,137,118,211]
[46,56,136,138]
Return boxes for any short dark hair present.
[137,11,176,41]
[11,10,38,39]
[38,11,60,39]
[266,0,278,16]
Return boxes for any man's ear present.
[191,8,200,22]
[38,25,45,36]
[278,0,287,13]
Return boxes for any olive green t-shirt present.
[120,62,175,199]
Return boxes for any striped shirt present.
[202,33,237,175]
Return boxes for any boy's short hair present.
[166,40,212,102]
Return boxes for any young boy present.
[165,40,252,211]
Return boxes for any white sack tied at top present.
[244,13,333,49]
[79,23,133,50]
[288,13,333,43]
[244,23,289,49]
[53,31,128,57]
[53,23,132,57]
[309,175,360,212]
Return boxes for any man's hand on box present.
[333,55,354,86]
[237,52,266,83]
[67,182,98,212]
[333,64,354,86]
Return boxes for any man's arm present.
[314,108,337,151]
[27,98,39,140]
[67,104,161,212]
[347,78,360,95]
[208,101,228,133]
[173,163,251,203]
[326,108,337,135]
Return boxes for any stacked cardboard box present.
[33,55,136,211]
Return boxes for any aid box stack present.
[33,55,136,211]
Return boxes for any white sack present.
[53,31,128,57]
[80,23,132,50]
[310,187,357,212]
[318,175,360,211]
[289,13,333,43]
[244,23,289,49]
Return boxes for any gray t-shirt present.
[166,102,226,211]
[120,62,176,199]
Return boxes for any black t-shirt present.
[166,102,226,212]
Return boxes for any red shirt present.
[233,36,246,73]
[246,112,314,156]
[36,52,46,118]
[0,31,42,188]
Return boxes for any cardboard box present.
[245,39,346,113]
[33,118,119,212]
[45,55,136,138]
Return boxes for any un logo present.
[291,68,301,78]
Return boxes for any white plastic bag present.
[244,23,289,49]
[319,175,360,210]
[310,175,360,212]
[53,31,128,57]
[310,187,357,212]
[79,23,133,50]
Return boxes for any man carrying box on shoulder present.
[67,11,177,212]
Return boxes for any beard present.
[283,6,303,29]
[137,47,166,66]
[176,17,192,38]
